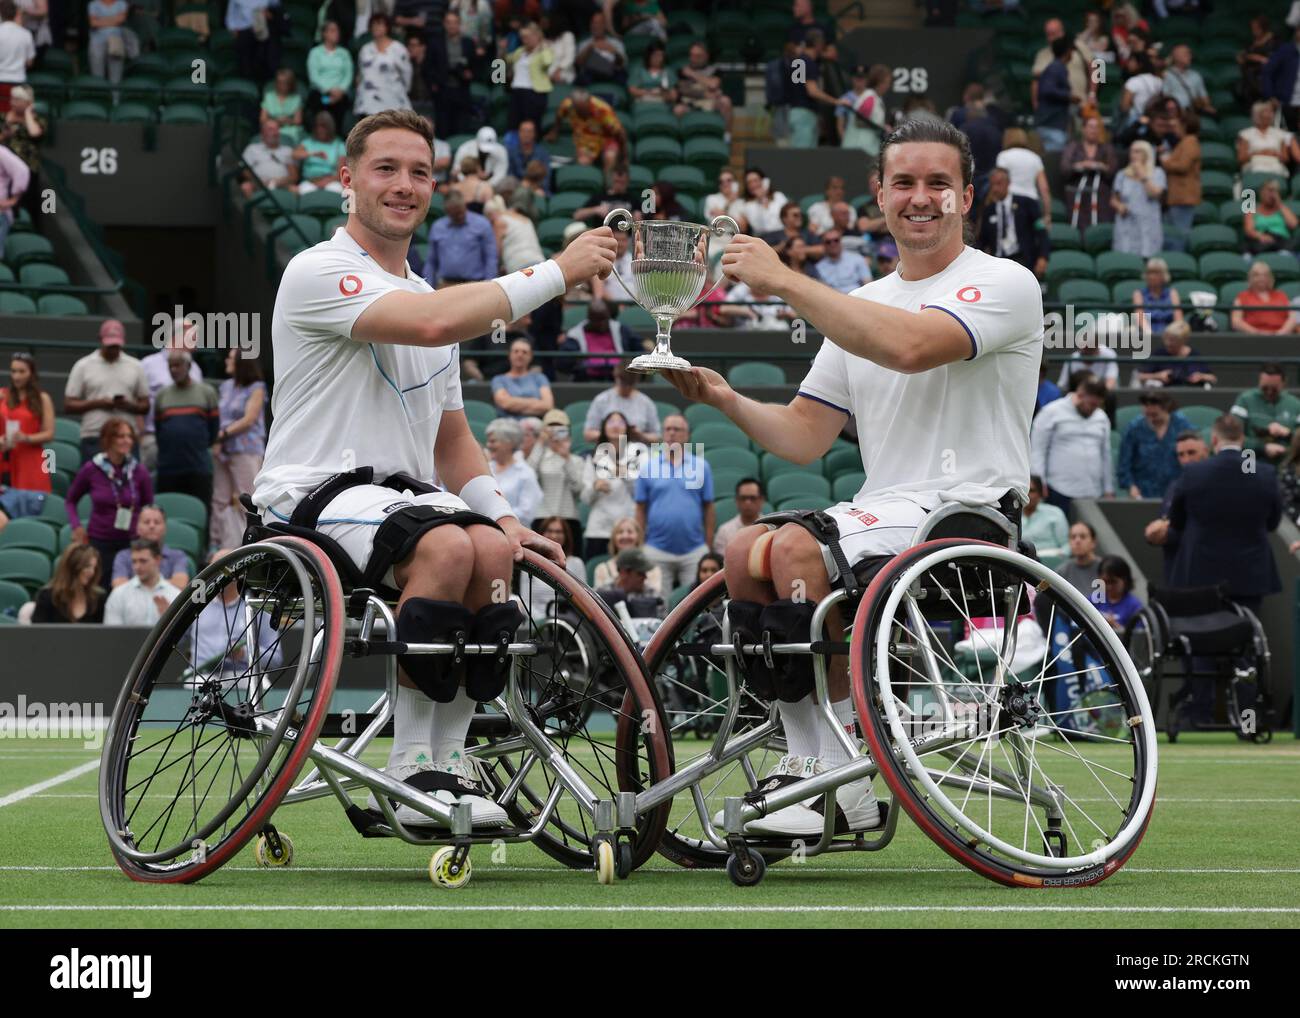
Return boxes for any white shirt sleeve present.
[103,588,125,626]
[279,247,404,342]
[443,346,464,411]
[797,339,852,415]
[920,257,1044,360]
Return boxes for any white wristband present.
[460,474,515,523]
[494,259,566,322]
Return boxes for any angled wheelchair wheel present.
[851,539,1158,888]
[478,551,673,873]
[100,537,344,883]
[637,572,783,868]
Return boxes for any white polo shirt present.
[797,245,1043,506]
[253,227,464,518]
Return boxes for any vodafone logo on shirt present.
[339,274,363,296]
[956,286,981,303]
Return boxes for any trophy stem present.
[652,314,675,358]
[626,313,694,375]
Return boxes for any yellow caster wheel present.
[595,839,615,885]
[254,832,294,868]
[430,846,472,889]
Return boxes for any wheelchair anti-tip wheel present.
[851,539,1158,888]
[253,829,294,868]
[100,537,344,883]
[430,846,472,889]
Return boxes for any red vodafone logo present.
[339,274,363,296]
[956,286,981,303]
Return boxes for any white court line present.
[0,761,100,808]
[1,864,1297,875]
[1,904,1297,914]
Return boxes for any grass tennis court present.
[1,733,1297,929]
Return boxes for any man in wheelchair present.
[664,118,1044,837]
[251,109,617,829]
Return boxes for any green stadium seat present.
[727,362,785,386]
[704,446,759,474]
[1160,250,1199,279]
[1048,222,1082,250]
[632,108,679,140]
[680,110,726,141]
[713,496,737,524]
[117,75,162,104]
[64,73,113,100]
[1218,198,1244,230]
[683,137,729,177]
[0,549,52,594]
[546,191,588,218]
[53,418,79,444]
[1058,279,1109,306]
[1116,405,1142,432]
[627,163,654,195]
[0,519,57,555]
[1241,171,1288,198]
[554,164,604,194]
[537,216,572,252]
[832,472,866,502]
[36,495,68,529]
[297,189,346,218]
[1094,251,1144,285]
[37,295,89,316]
[18,263,70,288]
[613,303,656,334]
[659,164,708,196]
[1199,142,1236,174]
[0,293,37,313]
[462,399,495,424]
[586,553,609,585]
[1191,202,1220,225]
[155,492,207,530]
[60,99,109,121]
[1256,252,1300,283]
[776,495,833,512]
[1177,279,1217,305]
[589,82,627,109]
[1045,250,1094,290]
[110,101,156,123]
[1049,197,1067,221]
[166,520,204,562]
[1198,251,1248,285]
[634,136,683,174]
[1218,280,1249,306]
[1198,171,1234,202]
[1181,405,1223,430]
[1082,223,1114,254]
[694,421,750,449]
[0,264,12,283]
[25,71,66,102]
[159,103,210,124]
[761,451,822,481]
[765,472,830,504]
[562,400,592,429]
[0,578,28,618]
[271,214,325,245]
[3,233,54,267]
[823,446,861,478]
[684,403,730,430]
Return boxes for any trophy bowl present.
[603,208,739,374]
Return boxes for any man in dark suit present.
[974,167,1049,279]
[1143,429,1210,576]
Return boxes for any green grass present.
[1,734,1297,929]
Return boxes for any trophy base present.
[626,352,694,375]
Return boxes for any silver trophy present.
[603,208,739,374]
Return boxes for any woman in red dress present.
[0,352,55,492]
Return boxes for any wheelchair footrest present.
[347,805,530,840]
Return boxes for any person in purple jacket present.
[65,417,154,585]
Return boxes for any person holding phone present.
[63,319,149,464]
[526,407,584,544]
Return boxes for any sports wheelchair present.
[623,503,1159,887]
[1123,585,1274,743]
[99,499,674,888]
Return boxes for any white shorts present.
[264,484,471,588]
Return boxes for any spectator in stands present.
[581,410,641,560]
[574,163,635,226]
[1,84,44,220]
[424,114,452,185]
[1238,16,1278,107]
[510,159,548,219]
[155,350,219,510]
[1230,363,1300,466]
[1240,104,1299,179]
[260,68,305,148]
[239,119,300,197]
[712,476,765,556]
[1061,115,1118,232]
[227,0,280,86]
[541,10,575,86]
[562,298,639,382]
[1036,356,1061,414]
[1078,9,1113,64]
[1135,320,1216,388]
[518,516,587,613]
[814,230,871,293]
[996,127,1052,226]
[636,414,714,588]
[788,0,837,57]
[138,321,201,473]
[424,9,474,135]
[1279,426,1300,531]
[485,195,542,274]
[491,336,553,419]
[1163,44,1215,117]
[549,87,625,171]
[1159,109,1201,249]
[717,276,797,329]
[1034,35,1077,153]
[1111,140,1165,257]
[485,417,543,526]
[305,20,353,122]
[628,40,676,109]
[293,111,346,194]
[1032,16,1095,110]
[782,30,843,148]
[528,407,584,539]
[675,42,733,134]
[447,154,494,213]
[109,504,187,590]
[210,349,266,551]
[1262,23,1300,133]
[1119,391,1192,498]
[591,516,662,593]
[974,166,1048,279]
[804,176,845,236]
[103,538,181,626]
[646,180,686,221]
[66,418,152,585]
[1131,257,1182,338]
[1168,414,1281,619]
[452,125,508,189]
[31,543,103,623]
[1059,346,1118,397]
[0,351,52,493]
[574,10,626,86]
[1242,180,1299,255]
[1119,46,1165,129]
[422,189,496,288]
[1116,93,1177,155]
[1031,376,1114,516]
[704,167,743,225]
[503,119,549,180]
[598,546,661,609]
[86,0,139,84]
[1231,262,1296,334]
[354,13,413,115]
[694,552,723,588]
[0,1,34,110]
[505,20,552,131]
[1110,4,1149,64]
[404,33,434,118]
[873,237,899,275]
[1020,474,1069,568]
[837,64,890,162]
[64,320,149,465]
[1143,429,1209,569]
[1093,556,1142,628]
[609,0,666,42]
[583,364,660,443]
[960,88,1004,205]
[1056,520,1102,596]
[734,167,789,236]
[762,202,822,259]
[0,130,26,257]
[598,228,634,302]
[826,201,867,254]
[780,237,821,281]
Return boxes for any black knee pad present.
[465,601,525,702]
[760,599,817,702]
[396,599,472,703]
[726,600,775,700]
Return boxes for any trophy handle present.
[692,214,740,312]
[602,208,637,304]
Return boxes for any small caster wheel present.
[615,840,634,880]
[1253,729,1273,744]
[254,832,294,867]
[725,848,766,887]
[430,846,472,889]
[595,838,615,885]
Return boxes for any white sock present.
[822,697,860,768]
[778,694,822,759]
[431,688,477,763]
[390,684,435,768]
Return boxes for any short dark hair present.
[1099,555,1133,595]
[1261,362,1286,378]
[346,108,434,166]
[1066,369,1096,392]
[1029,473,1044,492]
[734,476,765,496]
[1077,378,1108,400]
[1070,520,1097,540]
[1175,430,1204,444]
[130,538,162,559]
[1212,414,1245,444]
[878,115,974,192]
[1138,390,1174,410]
[1051,35,1073,58]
